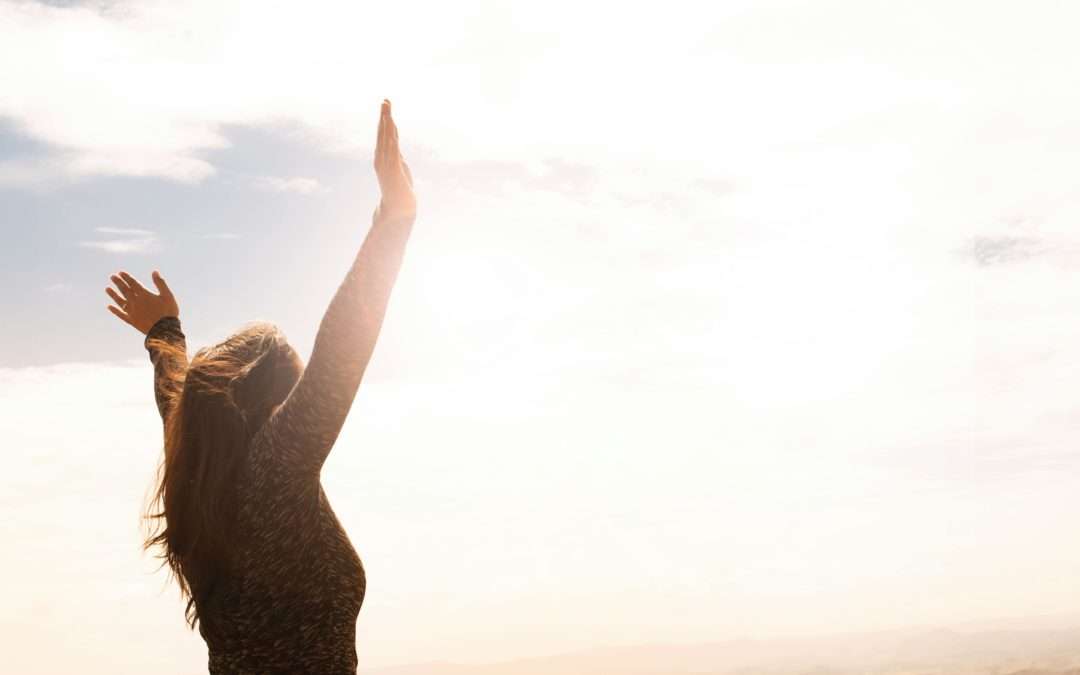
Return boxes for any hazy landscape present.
[371,625,1080,675]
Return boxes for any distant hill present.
[368,627,1080,675]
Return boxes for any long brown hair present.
[142,322,301,629]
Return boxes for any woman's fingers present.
[387,110,400,167]
[107,304,136,327]
[151,270,173,299]
[106,287,126,307]
[375,100,388,168]
[119,271,149,296]
[111,274,132,297]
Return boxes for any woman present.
[105,100,416,674]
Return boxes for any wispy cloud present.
[253,176,326,195]
[201,232,240,240]
[965,235,1047,267]
[94,227,153,237]
[79,227,158,254]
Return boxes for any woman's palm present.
[105,271,180,335]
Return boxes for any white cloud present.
[253,175,325,195]
[1,0,1078,274]
[79,227,158,253]
[79,239,156,253]
[95,226,153,236]
[11,0,1074,187]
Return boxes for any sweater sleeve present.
[144,316,188,423]
[259,214,414,478]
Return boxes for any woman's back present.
[142,309,371,673]
[200,429,366,674]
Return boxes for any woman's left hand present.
[105,270,180,335]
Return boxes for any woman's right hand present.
[373,99,417,224]
[105,270,180,335]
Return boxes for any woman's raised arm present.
[106,270,186,422]
[260,99,417,478]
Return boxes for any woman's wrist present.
[144,315,183,346]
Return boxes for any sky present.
[2,0,1080,671]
